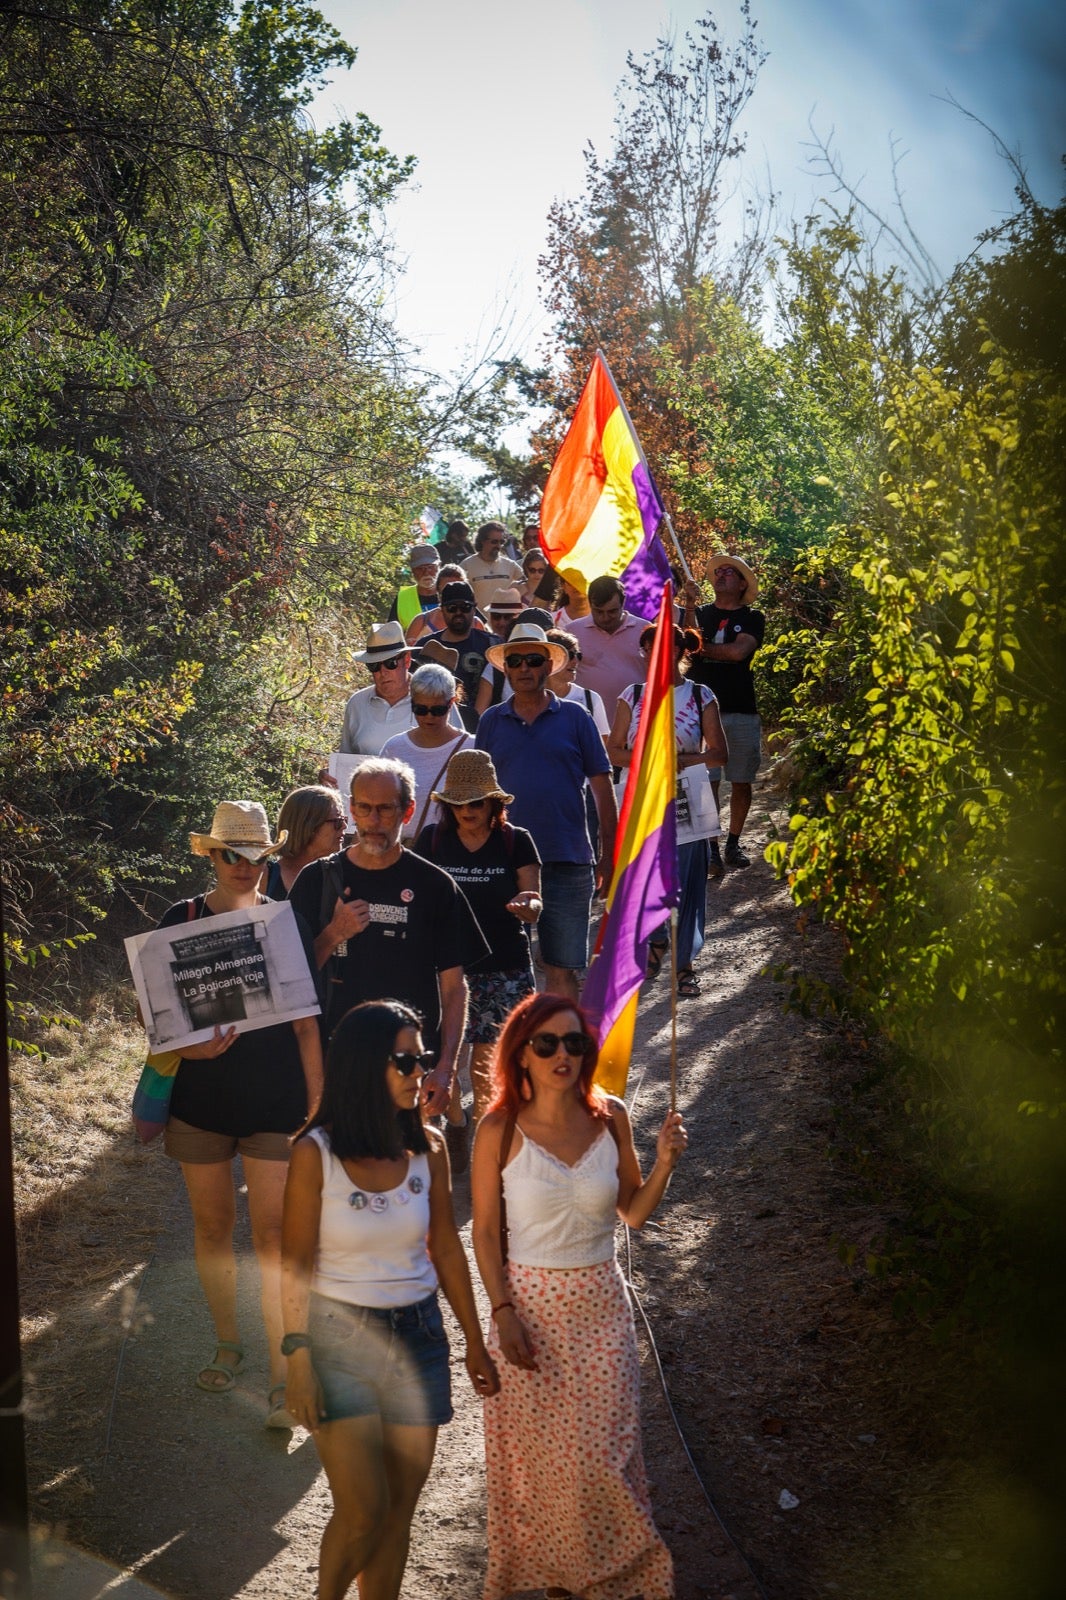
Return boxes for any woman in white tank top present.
[471,991,688,1600]
[281,1000,498,1600]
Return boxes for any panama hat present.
[352,620,410,664]
[707,552,758,601]
[485,622,568,674]
[487,586,524,615]
[190,801,286,862]
[431,749,513,807]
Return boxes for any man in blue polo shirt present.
[476,624,616,1002]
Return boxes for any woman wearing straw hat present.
[414,750,541,1128]
[155,801,324,1426]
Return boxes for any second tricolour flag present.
[581,582,680,1095]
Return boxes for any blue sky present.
[312,0,1064,379]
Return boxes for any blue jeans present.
[308,1290,453,1426]
[651,839,709,970]
[538,861,596,970]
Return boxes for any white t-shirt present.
[380,728,473,839]
[461,552,524,613]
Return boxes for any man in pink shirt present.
[568,575,654,722]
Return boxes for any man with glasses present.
[340,620,462,757]
[288,758,488,1117]
[682,553,764,871]
[424,580,497,731]
[461,521,524,614]
[476,625,616,1003]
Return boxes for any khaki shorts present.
[707,713,763,785]
[164,1117,292,1164]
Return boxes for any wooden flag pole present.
[669,905,679,1114]
[661,509,693,585]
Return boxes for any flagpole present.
[594,349,693,585]
[669,905,678,1114]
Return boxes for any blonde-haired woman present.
[265,785,348,900]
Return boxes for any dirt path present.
[19,775,984,1598]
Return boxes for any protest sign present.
[126,900,320,1053]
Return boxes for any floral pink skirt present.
[483,1258,674,1600]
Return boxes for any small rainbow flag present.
[540,351,672,619]
[582,582,680,1095]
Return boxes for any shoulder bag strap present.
[412,733,466,842]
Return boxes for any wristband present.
[490,1300,515,1319]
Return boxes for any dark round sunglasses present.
[412,702,449,716]
[526,1031,594,1059]
[369,655,404,673]
[443,601,474,613]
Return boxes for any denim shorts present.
[707,712,763,784]
[308,1290,453,1427]
[538,861,595,970]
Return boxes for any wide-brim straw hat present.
[431,749,514,807]
[190,801,286,862]
[485,622,568,674]
[708,552,759,602]
[352,620,411,663]
[412,636,460,673]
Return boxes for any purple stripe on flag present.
[621,462,672,619]
[582,813,680,1040]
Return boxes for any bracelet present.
[490,1300,515,1319]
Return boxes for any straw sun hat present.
[485,622,568,674]
[190,801,286,862]
[352,620,411,664]
[431,750,513,807]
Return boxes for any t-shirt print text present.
[369,903,409,936]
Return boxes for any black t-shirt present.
[413,823,540,973]
[288,849,489,1044]
[426,625,499,730]
[157,896,314,1137]
[687,604,765,714]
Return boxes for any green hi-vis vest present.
[396,584,434,631]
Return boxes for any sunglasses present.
[450,797,488,809]
[412,702,449,717]
[215,846,258,866]
[505,651,550,669]
[322,816,346,831]
[444,601,474,614]
[527,1031,594,1059]
[369,656,404,673]
[389,1050,435,1076]
[568,650,582,661]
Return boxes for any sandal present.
[266,1383,298,1431]
[195,1341,244,1393]
[677,968,700,998]
[645,942,667,980]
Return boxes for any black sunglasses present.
[389,1050,435,1076]
[412,702,449,716]
[505,651,550,669]
[443,601,474,613]
[369,655,404,673]
[527,1031,594,1059]
[450,797,488,809]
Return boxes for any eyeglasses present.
[568,651,582,661]
[451,797,488,810]
[526,1031,594,1059]
[389,1050,435,1077]
[320,816,347,831]
[444,601,473,614]
[215,847,257,866]
[351,800,402,820]
[505,652,550,669]
[412,702,449,717]
[369,656,405,673]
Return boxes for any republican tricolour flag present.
[539,350,672,620]
[582,583,680,1096]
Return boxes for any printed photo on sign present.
[125,900,320,1052]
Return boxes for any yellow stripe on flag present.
[593,990,639,1097]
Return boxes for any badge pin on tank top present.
[348,1173,424,1210]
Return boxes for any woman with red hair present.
[471,991,687,1600]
